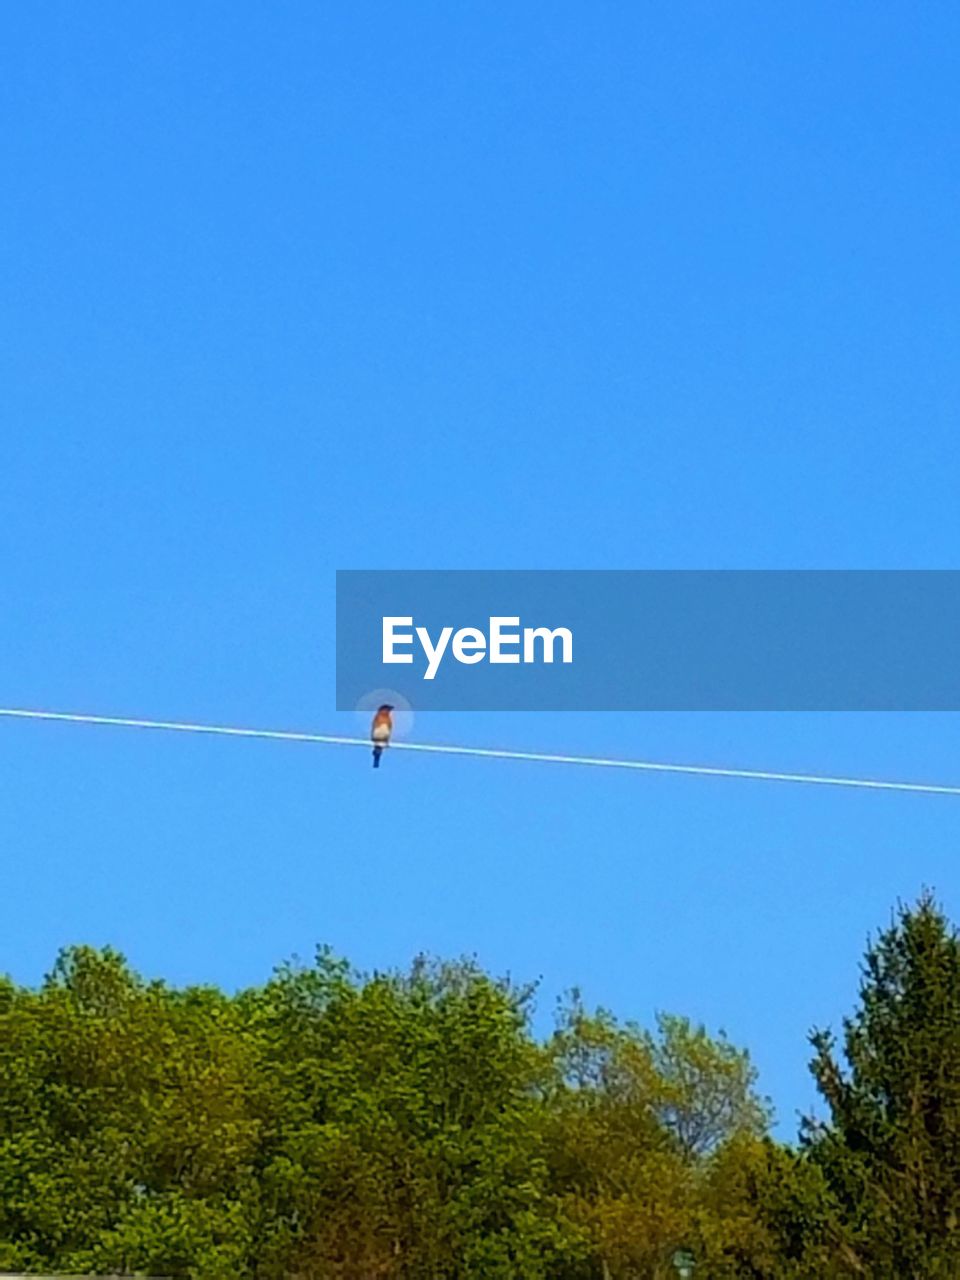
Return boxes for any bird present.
[370,704,394,768]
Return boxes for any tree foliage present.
[806,892,960,1276]
[3,893,960,1277]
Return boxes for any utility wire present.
[0,706,958,797]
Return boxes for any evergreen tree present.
[807,892,960,1276]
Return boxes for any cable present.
[0,705,958,797]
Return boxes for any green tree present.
[12,923,936,1278]
[250,949,581,1279]
[545,995,772,1278]
[0,946,261,1277]
[699,1135,846,1278]
[806,892,960,1276]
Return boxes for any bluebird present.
[370,704,393,768]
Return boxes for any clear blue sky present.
[2,3,959,1136]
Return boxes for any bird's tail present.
[372,744,382,769]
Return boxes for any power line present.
[0,705,958,797]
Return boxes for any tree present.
[16,919,949,1277]
[0,946,261,1277]
[806,892,960,1276]
[545,995,772,1278]
[250,950,581,1278]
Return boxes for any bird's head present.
[378,704,394,713]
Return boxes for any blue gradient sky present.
[2,2,959,1135]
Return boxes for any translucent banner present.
[336,570,960,711]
